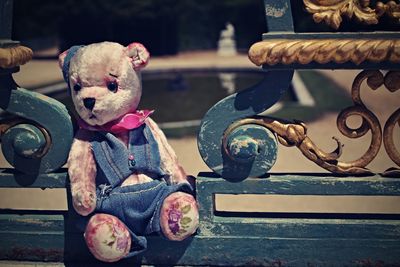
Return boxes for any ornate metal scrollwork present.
[344,70,400,175]
[0,117,52,160]
[334,70,384,174]
[384,108,400,177]
[0,86,73,175]
[382,71,400,176]
[225,70,399,176]
[0,41,73,175]
[198,70,294,181]
[225,116,375,175]
[303,0,400,29]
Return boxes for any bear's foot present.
[84,214,131,262]
[160,192,199,241]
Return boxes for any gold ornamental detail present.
[303,0,400,29]
[228,70,400,175]
[0,45,33,69]
[248,39,400,66]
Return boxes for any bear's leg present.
[160,192,199,241]
[84,213,131,262]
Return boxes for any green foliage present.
[12,0,64,39]
[12,0,267,54]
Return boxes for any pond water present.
[139,69,296,123]
[42,69,351,136]
[51,69,295,122]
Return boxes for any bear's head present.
[59,42,149,126]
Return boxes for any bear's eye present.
[73,83,81,92]
[107,81,118,92]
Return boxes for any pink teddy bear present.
[59,41,199,262]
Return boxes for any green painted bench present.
[1,0,400,265]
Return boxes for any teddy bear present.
[58,41,199,262]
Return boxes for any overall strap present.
[91,132,132,188]
[128,124,165,178]
[62,45,83,92]
[90,124,165,188]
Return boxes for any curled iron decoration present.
[198,70,294,181]
[303,0,400,29]
[0,117,52,159]
[344,70,400,174]
[335,70,383,173]
[225,117,361,175]
[384,109,400,167]
[0,87,73,175]
[224,70,399,175]
[0,41,74,174]
[383,71,400,173]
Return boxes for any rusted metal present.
[1,247,64,262]
[383,71,400,175]
[346,70,400,173]
[335,70,383,172]
[384,108,400,166]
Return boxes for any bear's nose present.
[83,98,96,110]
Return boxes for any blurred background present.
[4,0,400,176]
[12,0,266,55]
[1,0,399,215]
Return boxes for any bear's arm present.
[145,118,190,186]
[68,129,97,216]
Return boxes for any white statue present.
[218,72,236,95]
[218,22,237,56]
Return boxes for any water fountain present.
[217,23,237,57]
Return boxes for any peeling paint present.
[2,247,63,262]
[13,218,54,227]
[24,132,36,140]
[230,138,254,155]
[21,148,37,156]
[199,221,215,237]
[4,87,73,174]
[265,3,288,18]
[212,164,224,171]
[36,93,53,102]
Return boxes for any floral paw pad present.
[161,193,199,241]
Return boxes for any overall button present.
[128,155,136,167]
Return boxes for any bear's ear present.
[126,42,150,69]
[58,49,68,69]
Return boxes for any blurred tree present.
[176,0,217,50]
[12,0,267,55]
[12,0,64,41]
[213,0,267,51]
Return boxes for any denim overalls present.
[90,124,192,256]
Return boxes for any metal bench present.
[1,0,400,265]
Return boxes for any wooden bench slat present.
[0,170,67,188]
